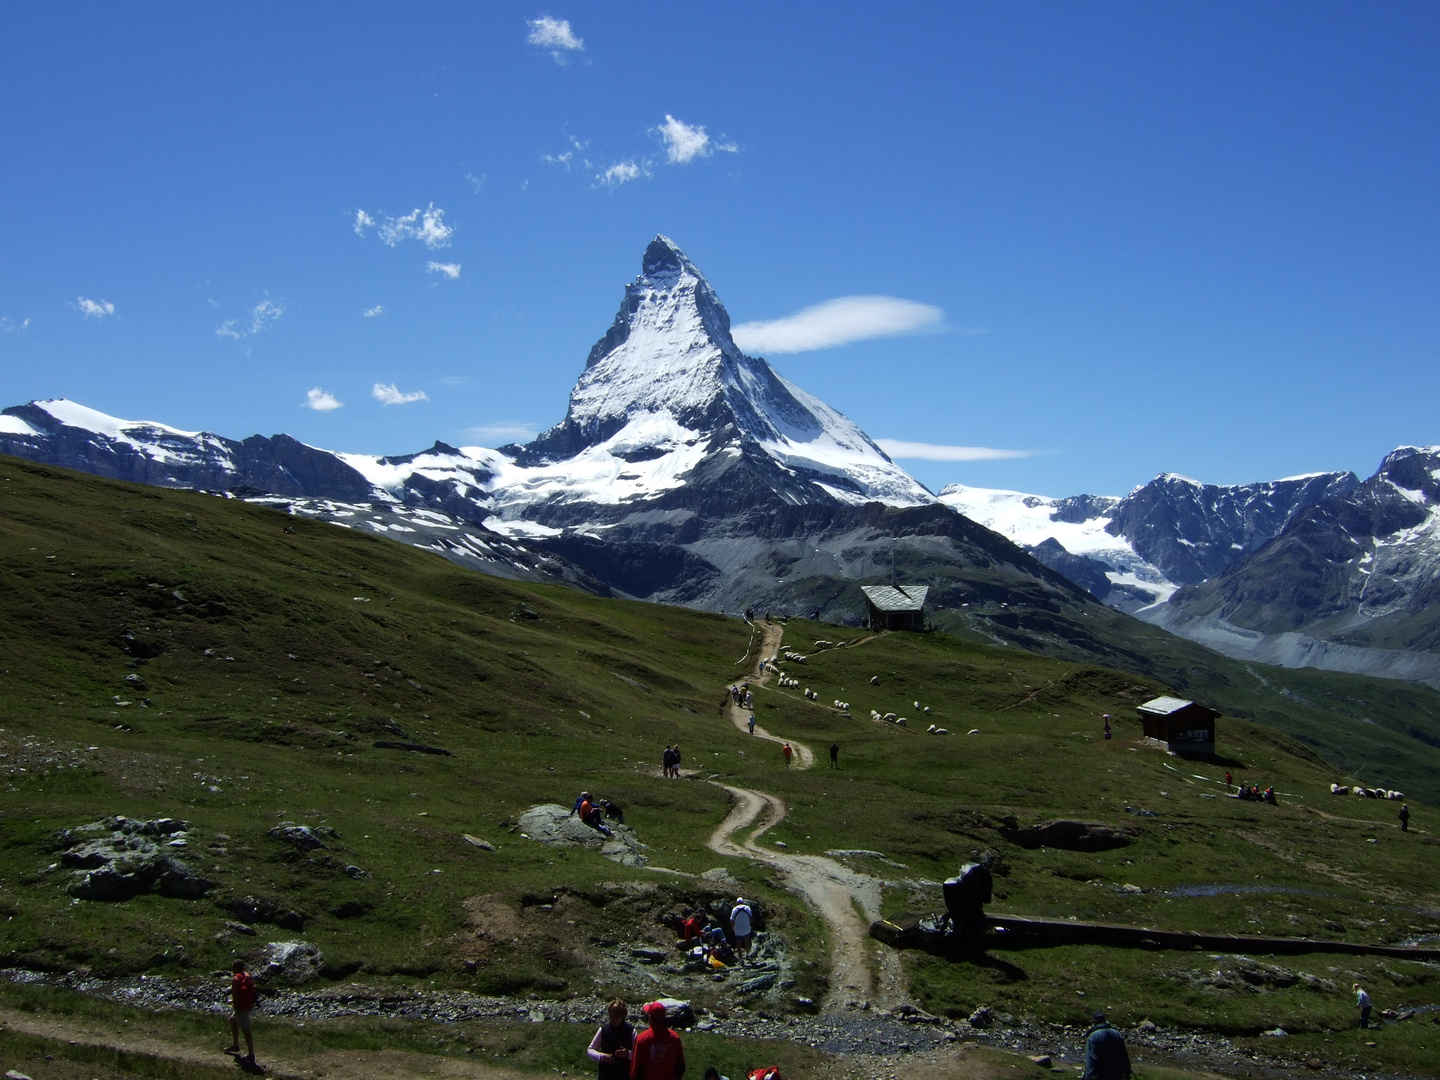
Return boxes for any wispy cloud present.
[216,298,285,340]
[0,317,30,334]
[732,296,943,354]
[354,203,453,249]
[372,382,429,406]
[362,305,385,318]
[427,261,462,280]
[542,135,589,170]
[875,440,1038,462]
[526,16,584,63]
[74,297,115,319]
[465,422,539,444]
[465,171,486,194]
[598,160,647,188]
[655,114,736,164]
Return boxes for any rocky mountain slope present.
[0,238,1102,647]
[1149,446,1440,686]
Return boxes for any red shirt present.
[631,1025,685,1080]
[231,971,257,1012]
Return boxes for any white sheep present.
[927,724,936,733]
[883,712,897,722]
[895,717,907,726]
[1391,791,1406,800]
[914,701,921,709]
[870,675,880,685]
[1331,784,1350,795]
[923,706,932,715]
[933,728,948,735]
[967,728,980,735]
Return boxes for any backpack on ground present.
[747,1068,782,1080]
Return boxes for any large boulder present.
[517,804,649,866]
[997,819,1134,852]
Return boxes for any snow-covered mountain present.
[939,470,1359,613]
[1,237,1090,634]
[1150,446,1440,686]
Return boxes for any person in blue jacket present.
[1082,1011,1131,1080]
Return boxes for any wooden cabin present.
[1136,696,1219,755]
[861,584,929,631]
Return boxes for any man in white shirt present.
[1354,983,1372,1028]
[730,898,753,962]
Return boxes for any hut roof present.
[1137,695,1214,717]
[860,584,929,612]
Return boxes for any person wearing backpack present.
[222,960,257,1064]
[587,998,636,1080]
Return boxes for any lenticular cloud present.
[731,296,942,354]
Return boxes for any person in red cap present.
[632,1001,686,1080]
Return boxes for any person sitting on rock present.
[578,796,613,838]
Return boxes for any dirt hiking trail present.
[709,620,904,1012]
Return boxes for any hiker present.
[829,743,839,769]
[730,897,754,961]
[578,795,614,837]
[570,791,593,817]
[743,690,753,710]
[661,746,676,778]
[672,744,682,776]
[588,998,636,1080]
[1400,804,1410,831]
[601,798,625,824]
[1102,713,1111,740]
[781,742,792,768]
[1225,771,1232,791]
[632,1001,686,1080]
[1264,786,1277,805]
[1081,1010,1131,1080]
[1354,983,1372,1028]
[222,960,257,1065]
[748,714,756,735]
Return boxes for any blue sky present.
[2,2,1438,497]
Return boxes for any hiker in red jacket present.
[222,960,257,1064]
[632,1001,686,1080]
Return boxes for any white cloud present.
[75,297,115,319]
[216,298,284,340]
[0,317,30,333]
[542,151,574,168]
[465,171,486,194]
[362,305,385,318]
[527,16,584,62]
[657,114,717,164]
[731,296,943,354]
[305,387,343,411]
[354,203,453,249]
[875,440,1037,462]
[372,382,429,406]
[465,422,539,444]
[427,261,462,279]
[598,160,646,188]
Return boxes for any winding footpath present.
[709,621,904,1012]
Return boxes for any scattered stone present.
[343,864,369,879]
[267,823,335,851]
[57,817,213,902]
[997,819,1134,851]
[6,1071,36,1080]
[462,834,496,851]
[1030,1055,1053,1068]
[226,921,257,936]
[1261,1027,1288,1037]
[260,940,323,985]
[968,1006,993,1028]
[1136,1019,1157,1035]
[739,972,777,995]
[699,868,742,890]
[632,948,669,964]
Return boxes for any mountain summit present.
[519,235,931,511]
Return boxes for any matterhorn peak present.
[519,236,933,508]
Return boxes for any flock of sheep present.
[1331,783,1405,800]
[765,642,951,735]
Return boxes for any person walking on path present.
[1355,983,1373,1028]
[729,898,754,962]
[1224,771,1233,792]
[1400,804,1410,831]
[1081,1011,1131,1080]
[222,960,257,1065]
[829,743,839,769]
[632,1001,686,1080]
[781,742,793,768]
[1102,714,1112,740]
[747,714,756,735]
[588,999,636,1080]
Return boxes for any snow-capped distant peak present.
[35,398,204,440]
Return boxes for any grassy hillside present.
[3,454,1440,1078]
